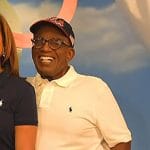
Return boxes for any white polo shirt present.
[27,66,131,150]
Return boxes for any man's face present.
[32,24,74,80]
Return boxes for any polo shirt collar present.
[35,66,78,88]
[53,66,78,87]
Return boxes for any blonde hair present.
[0,14,19,76]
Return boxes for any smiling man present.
[27,16,132,150]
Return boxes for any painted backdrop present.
[1,0,150,149]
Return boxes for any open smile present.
[39,56,55,63]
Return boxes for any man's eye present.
[53,40,62,45]
[33,40,43,45]
[34,37,42,42]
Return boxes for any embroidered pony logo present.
[0,100,3,107]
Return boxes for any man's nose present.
[42,41,52,51]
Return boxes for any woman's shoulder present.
[8,74,34,90]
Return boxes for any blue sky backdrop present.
[2,0,150,149]
[10,0,114,8]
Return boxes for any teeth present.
[40,56,54,63]
[40,56,54,60]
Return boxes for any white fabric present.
[27,66,131,150]
[39,83,54,108]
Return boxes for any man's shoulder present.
[26,76,36,86]
[78,73,108,88]
[80,73,105,83]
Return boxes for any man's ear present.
[66,48,75,61]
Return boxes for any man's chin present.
[37,70,53,78]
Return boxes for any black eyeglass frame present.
[31,37,72,50]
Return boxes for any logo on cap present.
[48,17,65,27]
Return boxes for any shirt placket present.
[39,83,54,108]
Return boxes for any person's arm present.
[94,80,132,149]
[15,125,37,150]
[14,80,38,150]
[111,141,131,150]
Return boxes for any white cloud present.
[72,3,150,73]
[116,0,150,48]
[0,0,21,32]
[10,1,150,74]
[10,1,60,31]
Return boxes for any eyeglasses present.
[31,37,71,50]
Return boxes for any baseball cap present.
[30,17,75,47]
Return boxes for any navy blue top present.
[0,72,38,150]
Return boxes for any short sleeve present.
[14,82,38,126]
[94,80,131,147]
